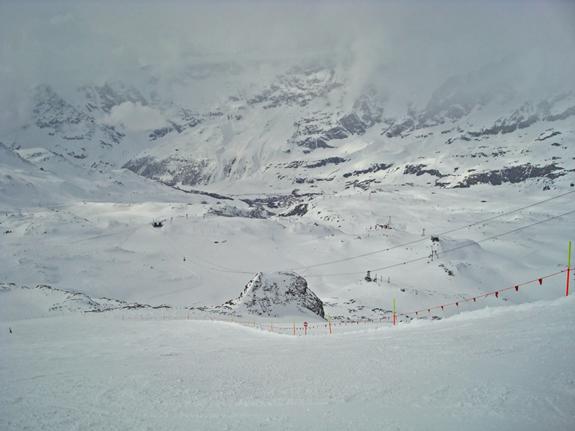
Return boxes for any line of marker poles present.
[280,241,573,332]
[114,242,574,332]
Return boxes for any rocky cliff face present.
[222,272,325,319]
[4,62,574,194]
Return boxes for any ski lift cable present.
[287,189,575,272]
[300,207,575,278]
[163,191,575,278]
[161,206,575,278]
[29,189,573,279]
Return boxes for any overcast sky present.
[0,0,574,127]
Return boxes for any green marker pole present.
[567,240,572,297]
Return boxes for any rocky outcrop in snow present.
[454,163,566,188]
[81,82,147,114]
[123,156,215,186]
[222,272,325,319]
[9,63,574,191]
[32,85,95,140]
[289,93,384,151]
[247,67,340,109]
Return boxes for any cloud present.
[102,102,167,132]
[49,13,74,26]
[0,0,574,129]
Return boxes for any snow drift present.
[0,283,128,321]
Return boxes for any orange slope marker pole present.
[567,240,572,297]
[393,298,397,326]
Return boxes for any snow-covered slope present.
[0,282,128,320]
[0,11,574,321]
[3,63,574,195]
[1,72,573,311]
[2,297,574,430]
[2,3,575,429]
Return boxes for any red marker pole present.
[392,298,397,326]
[304,321,308,336]
[567,240,572,297]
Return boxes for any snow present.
[0,283,128,321]
[0,5,574,427]
[0,181,571,316]
[1,297,574,430]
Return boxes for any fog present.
[1,0,574,128]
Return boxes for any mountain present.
[0,58,573,313]
[3,63,572,199]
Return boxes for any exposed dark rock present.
[280,203,309,217]
[163,183,234,204]
[545,105,575,122]
[81,83,147,113]
[284,157,347,169]
[339,113,367,134]
[284,160,305,169]
[345,178,379,190]
[324,125,350,140]
[32,85,95,140]
[384,118,415,138]
[289,93,382,151]
[208,204,274,219]
[149,126,173,140]
[294,177,311,184]
[178,109,202,128]
[123,156,214,186]
[536,130,561,141]
[438,263,455,276]
[404,164,447,178]
[353,93,384,127]
[101,124,125,145]
[468,102,542,137]
[455,150,507,159]
[454,163,565,188]
[305,157,347,168]
[343,163,393,178]
[223,272,325,318]
[297,136,334,150]
[248,67,340,109]
[241,190,319,210]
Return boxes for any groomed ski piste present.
[1,180,575,430]
[1,296,575,431]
